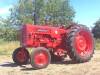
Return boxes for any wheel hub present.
[34,52,48,66]
[16,50,27,63]
[76,35,86,51]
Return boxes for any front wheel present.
[12,47,30,65]
[30,47,51,69]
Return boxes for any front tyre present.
[12,47,30,65]
[30,47,51,69]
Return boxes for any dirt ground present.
[0,51,100,75]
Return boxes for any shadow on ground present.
[0,62,18,67]
[0,60,81,71]
[0,62,27,68]
[21,60,80,71]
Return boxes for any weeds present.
[0,39,20,55]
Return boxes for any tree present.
[0,17,18,41]
[92,18,100,39]
[0,17,4,38]
[10,0,34,26]
[10,0,46,25]
[45,0,75,25]
[1,0,75,41]
[33,0,45,24]
[10,0,75,26]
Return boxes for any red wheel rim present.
[75,30,93,57]
[16,48,27,63]
[34,51,48,66]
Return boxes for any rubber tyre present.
[30,47,51,69]
[12,47,30,65]
[66,25,95,63]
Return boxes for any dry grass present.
[0,51,100,75]
[96,43,100,50]
[0,39,100,75]
[95,39,100,50]
[0,39,20,55]
[0,39,99,56]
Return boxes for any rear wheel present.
[30,47,51,69]
[66,26,94,63]
[12,47,30,65]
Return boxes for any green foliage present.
[44,0,75,25]
[10,0,34,25]
[0,0,75,41]
[10,0,75,26]
[0,17,18,41]
[92,18,100,39]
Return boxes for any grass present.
[0,39,100,56]
[0,39,20,56]
[95,39,100,50]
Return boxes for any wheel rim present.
[16,48,28,63]
[75,30,93,57]
[34,51,48,66]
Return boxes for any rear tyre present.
[12,47,30,65]
[66,25,95,63]
[30,47,51,69]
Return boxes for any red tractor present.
[12,24,95,69]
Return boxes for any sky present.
[71,0,100,28]
[0,0,17,18]
[0,0,100,28]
